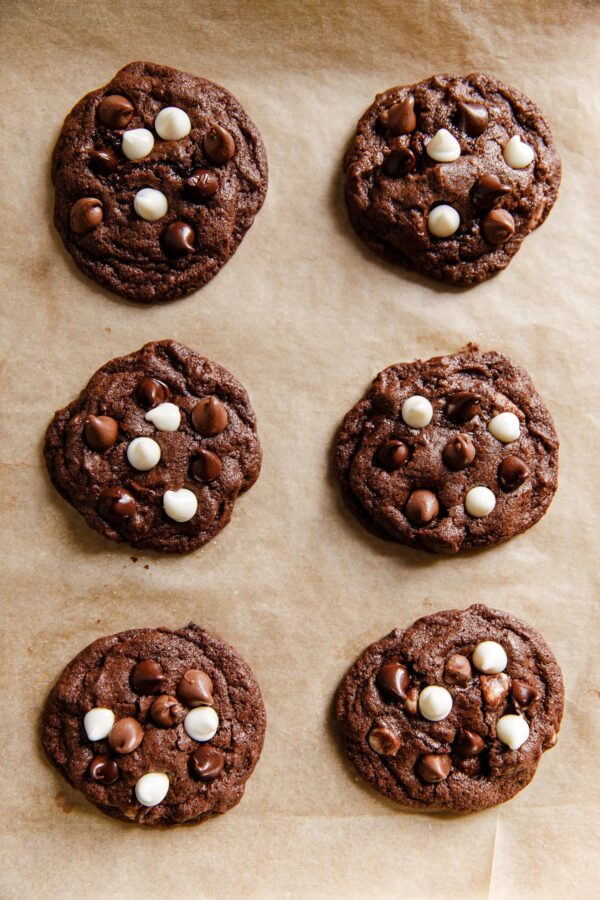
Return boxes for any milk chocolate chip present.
[191,449,222,482]
[151,694,185,727]
[405,490,439,525]
[456,101,488,137]
[442,434,476,470]
[161,221,196,257]
[98,486,136,523]
[472,174,511,211]
[416,753,452,783]
[446,391,480,423]
[511,679,540,709]
[89,147,119,175]
[131,660,166,694]
[380,96,417,135]
[453,730,485,758]
[108,717,144,754]
[482,209,515,244]
[444,654,472,686]
[377,440,409,471]
[178,669,214,707]
[498,456,529,491]
[97,95,134,129]
[135,378,172,409]
[70,198,103,234]
[88,754,119,784]
[382,146,416,177]
[84,415,118,452]
[184,169,219,201]
[368,726,401,756]
[189,745,225,780]
[376,662,410,701]
[204,124,235,164]
[191,397,228,436]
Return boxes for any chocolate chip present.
[88,754,119,785]
[135,378,172,409]
[191,397,228,436]
[108,717,144,754]
[446,391,481,423]
[177,669,214,707]
[380,96,417,135]
[70,198,103,234]
[131,660,166,694]
[511,679,540,709]
[191,449,222,482]
[184,169,219,201]
[498,456,529,492]
[472,174,511,211]
[442,434,476,470]
[97,95,134,129]
[416,753,452,783]
[405,490,439,526]
[84,415,118,452]
[189,745,225,781]
[376,662,410,701]
[482,209,515,244]
[453,730,485,758]
[456,101,488,137]
[368,726,401,756]
[98,486,136,523]
[377,440,409,471]
[382,146,416,177]
[444,654,472,686]
[89,147,119,175]
[151,694,185,727]
[161,221,196,257]
[204,124,235,164]
[480,673,511,708]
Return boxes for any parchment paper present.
[1,1,599,897]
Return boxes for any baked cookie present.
[344,73,560,285]
[336,605,563,813]
[334,348,558,554]
[44,340,261,553]
[42,624,266,825]
[52,61,268,302]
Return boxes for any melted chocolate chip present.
[405,490,439,526]
[84,415,118,452]
[135,378,172,409]
[498,456,529,491]
[511,679,540,709]
[88,754,119,785]
[482,209,515,244]
[453,730,485,758]
[131,660,166,694]
[204,124,235,164]
[472,174,511,211]
[456,101,488,137]
[376,662,410,701]
[382,146,416,177]
[177,669,214,707]
[184,169,219,201]
[444,654,472,686]
[368,726,401,756]
[416,753,452,783]
[442,434,476,470]
[446,391,481,423]
[108,717,144,754]
[89,147,119,175]
[189,745,225,781]
[380,96,417,135]
[377,440,409,471]
[161,221,196,257]
[191,397,228,436]
[151,694,186,727]
[191,449,222,482]
[97,95,134,129]
[98,486,136,523]
[70,198,103,234]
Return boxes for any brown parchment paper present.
[1,1,599,897]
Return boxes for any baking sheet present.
[1,0,599,897]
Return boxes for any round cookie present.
[44,340,261,553]
[42,624,266,825]
[344,73,560,285]
[334,347,558,554]
[336,605,564,813]
[52,61,268,302]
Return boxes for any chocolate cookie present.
[42,624,266,825]
[52,61,268,302]
[344,73,560,285]
[336,605,563,812]
[44,340,261,553]
[334,348,558,554]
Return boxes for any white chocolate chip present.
[83,708,115,741]
[465,486,496,518]
[154,106,191,141]
[135,772,170,807]
[145,402,181,432]
[488,412,520,443]
[503,135,535,169]
[426,128,461,162]
[428,204,460,238]
[163,488,198,522]
[418,685,453,722]
[472,640,508,674]
[121,128,154,161]
[401,395,433,428]
[133,188,168,222]
[184,706,219,741]
[496,714,530,750]
[126,436,161,471]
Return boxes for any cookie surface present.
[42,624,266,825]
[344,73,560,285]
[334,348,558,554]
[44,340,261,553]
[336,605,563,813]
[52,61,268,302]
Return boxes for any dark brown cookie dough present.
[44,340,261,553]
[334,348,558,554]
[52,61,268,302]
[336,605,564,813]
[344,73,560,285]
[42,624,266,825]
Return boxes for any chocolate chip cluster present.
[83,658,225,809]
[368,639,542,785]
[378,92,531,244]
[70,93,236,257]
